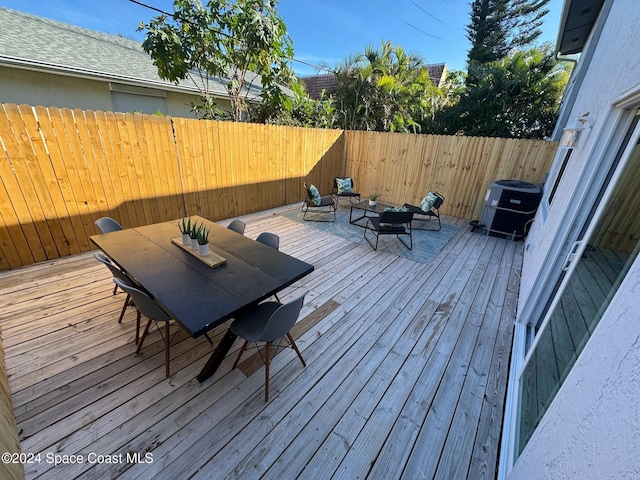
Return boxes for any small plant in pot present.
[368,193,380,206]
[196,224,210,256]
[189,221,199,249]
[178,217,192,245]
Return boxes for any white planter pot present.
[181,233,191,246]
[190,237,198,249]
[369,200,377,206]
[197,243,209,256]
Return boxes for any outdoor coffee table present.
[350,200,394,227]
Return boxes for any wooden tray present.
[171,238,227,268]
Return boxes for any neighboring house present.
[0,7,261,117]
[500,0,639,478]
[300,63,448,100]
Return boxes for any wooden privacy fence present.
[345,130,557,220]
[0,103,557,270]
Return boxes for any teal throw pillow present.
[309,184,322,206]
[420,192,438,212]
[336,177,353,194]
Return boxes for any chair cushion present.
[420,192,438,212]
[309,184,322,206]
[336,177,353,194]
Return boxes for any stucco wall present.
[510,0,640,477]
[509,260,640,478]
[0,67,232,118]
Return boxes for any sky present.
[1,0,565,76]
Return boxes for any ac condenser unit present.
[478,179,542,239]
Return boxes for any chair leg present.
[165,322,170,378]
[136,317,152,354]
[287,333,306,367]
[204,333,213,345]
[113,283,118,295]
[118,293,131,324]
[232,340,249,370]
[264,342,271,402]
[135,311,141,345]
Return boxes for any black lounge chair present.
[364,210,414,250]
[403,192,445,231]
[331,177,361,205]
[302,183,337,222]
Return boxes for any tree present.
[440,45,570,139]
[330,41,442,133]
[466,0,549,79]
[139,0,294,121]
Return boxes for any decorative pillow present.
[336,177,353,194]
[420,192,438,212]
[309,184,322,206]
[384,206,409,212]
[381,206,409,227]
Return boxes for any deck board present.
[0,207,521,479]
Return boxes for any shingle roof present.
[0,7,261,100]
[300,63,448,100]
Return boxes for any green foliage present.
[253,79,337,127]
[179,216,192,234]
[329,41,443,133]
[138,0,294,121]
[437,45,570,139]
[466,0,550,83]
[189,221,199,239]
[196,224,209,245]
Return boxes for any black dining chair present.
[230,291,308,401]
[227,219,246,235]
[256,232,281,301]
[95,216,123,234]
[113,278,212,378]
[94,252,137,339]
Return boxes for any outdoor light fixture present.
[559,112,596,148]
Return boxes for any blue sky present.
[1,0,564,76]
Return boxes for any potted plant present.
[196,224,210,256]
[189,221,199,249]
[178,217,192,245]
[368,193,380,206]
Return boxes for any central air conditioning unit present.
[477,179,542,239]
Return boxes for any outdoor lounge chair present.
[230,291,308,401]
[331,177,361,205]
[403,192,445,231]
[364,210,414,250]
[302,183,337,222]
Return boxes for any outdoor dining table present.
[90,215,314,382]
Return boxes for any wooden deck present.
[0,206,521,479]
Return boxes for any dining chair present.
[227,219,246,235]
[93,252,138,339]
[113,278,213,378]
[256,232,279,250]
[95,216,123,234]
[256,232,281,301]
[230,291,308,401]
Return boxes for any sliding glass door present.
[515,109,640,456]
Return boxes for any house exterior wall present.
[509,0,640,477]
[0,67,232,118]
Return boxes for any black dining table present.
[90,215,314,382]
